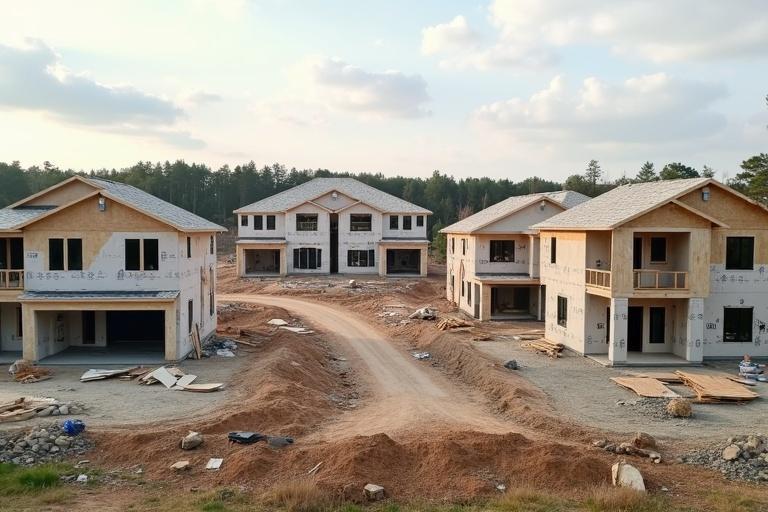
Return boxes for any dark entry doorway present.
[330,213,338,274]
[385,249,420,274]
[633,238,642,269]
[473,283,480,318]
[628,306,643,351]
[106,311,164,348]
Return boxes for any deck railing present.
[0,270,24,289]
[585,268,611,289]
[633,270,688,289]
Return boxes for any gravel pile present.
[616,397,694,422]
[683,435,768,482]
[0,422,92,466]
[35,402,86,418]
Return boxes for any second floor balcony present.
[586,268,688,291]
[0,237,24,290]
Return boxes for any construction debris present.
[631,372,683,384]
[412,352,431,360]
[267,319,289,326]
[279,326,314,334]
[522,340,565,358]
[80,367,138,382]
[206,458,223,470]
[675,371,759,403]
[171,460,191,471]
[409,307,437,320]
[181,431,204,450]
[612,461,646,491]
[611,377,680,398]
[9,360,53,384]
[364,483,386,501]
[266,436,294,448]
[504,360,518,370]
[436,317,473,331]
[228,431,265,444]
[0,422,93,465]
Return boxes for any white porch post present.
[686,298,705,362]
[608,298,628,364]
[537,286,544,321]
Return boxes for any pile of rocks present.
[35,401,86,418]
[593,432,662,463]
[0,422,92,466]
[683,435,768,482]
[616,397,694,422]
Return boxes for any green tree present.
[430,222,447,263]
[660,162,699,180]
[584,159,602,195]
[701,165,716,178]
[635,161,658,182]
[731,154,768,204]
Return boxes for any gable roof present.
[234,178,432,215]
[440,190,591,234]
[1,175,224,233]
[534,177,723,230]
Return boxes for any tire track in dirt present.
[219,294,515,439]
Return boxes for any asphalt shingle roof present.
[235,178,432,214]
[87,178,225,232]
[440,190,591,234]
[0,207,53,230]
[533,178,712,230]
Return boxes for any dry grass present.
[261,478,331,512]
[584,485,666,512]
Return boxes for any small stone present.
[36,408,52,418]
[592,439,608,448]
[504,360,518,370]
[24,457,35,464]
[666,398,692,418]
[633,432,657,450]
[58,405,69,416]
[54,436,71,448]
[180,431,203,450]
[723,444,741,461]
[170,460,190,471]
[50,446,60,454]
[76,474,88,483]
[364,483,385,501]
[51,409,60,416]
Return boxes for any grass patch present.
[705,490,768,512]
[262,479,331,512]
[584,485,669,512]
[0,463,77,495]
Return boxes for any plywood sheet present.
[676,371,758,402]
[611,377,680,398]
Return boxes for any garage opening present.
[107,311,165,350]
[244,249,280,274]
[386,249,420,275]
[491,286,538,320]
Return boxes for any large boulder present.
[633,432,657,450]
[180,431,203,450]
[722,444,741,461]
[611,461,646,492]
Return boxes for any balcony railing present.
[634,270,688,289]
[585,268,611,289]
[0,270,24,289]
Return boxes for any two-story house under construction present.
[441,191,590,321]
[534,178,768,365]
[234,178,431,277]
[0,176,224,363]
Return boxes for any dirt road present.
[219,294,513,439]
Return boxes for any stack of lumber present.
[675,371,758,403]
[522,339,564,358]
[611,377,680,398]
[436,317,473,331]
[14,366,53,384]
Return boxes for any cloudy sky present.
[0,0,766,181]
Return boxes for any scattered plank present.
[179,383,225,393]
[232,338,261,348]
[436,317,473,331]
[144,367,178,389]
[191,324,203,360]
[522,340,564,358]
[611,377,680,398]
[81,367,137,382]
[676,371,758,403]
[307,461,324,475]
[173,375,198,389]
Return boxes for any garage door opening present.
[386,249,420,275]
[244,249,280,275]
[491,286,538,320]
[106,311,164,350]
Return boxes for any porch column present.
[236,244,244,277]
[21,304,38,362]
[480,284,491,321]
[608,298,628,364]
[686,298,704,362]
[279,248,288,276]
[165,302,178,361]
[537,286,544,321]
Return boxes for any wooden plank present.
[611,377,680,398]
[192,324,203,360]
[631,372,683,383]
[676,371,758,402]
[145,367,178,389]
[179,383,224,393]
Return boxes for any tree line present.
[1,153,766,259]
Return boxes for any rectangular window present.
[48,239,64,271]
[461,280,465,297]
[726,237,754,270]
[254,215,263,230]
[490,240,515,262]
[296,213,318,231]
[416,215,424,227]
[403,216,412,230]
[266,215,276,230]
[67,239,83,271]
[186,236,192,259]
[209,268,215,317]
[125,239,141,270]
[293,248,322,269]
[557,296,568,327]
[389,215,399,229]
[650,237,667,263]
[210,235,214,255]
[188,299,194,334]
[240,215,248,227]
[462,239,466,256]
[350,214,372,232]
[467,281,472,306]
[649,307,665,343]
[450,237,454,255]
[144,239,159,270]
[16,306,22,338]
[347,249,375,267]
[551,238,557,264]
[724,307,753,343]
[9,238,22,269]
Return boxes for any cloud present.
[0,39,202,148]
[421,15,478,56]
[308,57,431,119]
[180,90,222,108]
[424,1,768,69]
[474,73,728,144]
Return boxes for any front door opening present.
[386,249,420,274]
[633,238,642,269]
[244,249,280,274]
[628,306,643,352]
[330,213,338,274]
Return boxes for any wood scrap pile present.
[13,366,53,384]
[675,371,758,403]
[522,339,564,358]
[611,377,680,398]
[436,317,473,331]
[0,397,57,423]
[81,365,225,392]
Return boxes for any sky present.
[0,0,766,182]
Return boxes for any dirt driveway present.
[219,294,513,439]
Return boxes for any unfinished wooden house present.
[534,178,768,365]
[441,191,591,321]
[0,176,224,363]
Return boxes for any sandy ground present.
[219,294,513,439]
[0,356,247,430]
[474,335,768,441]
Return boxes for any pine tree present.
[635,161,658,182]
[584,159,602,195]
